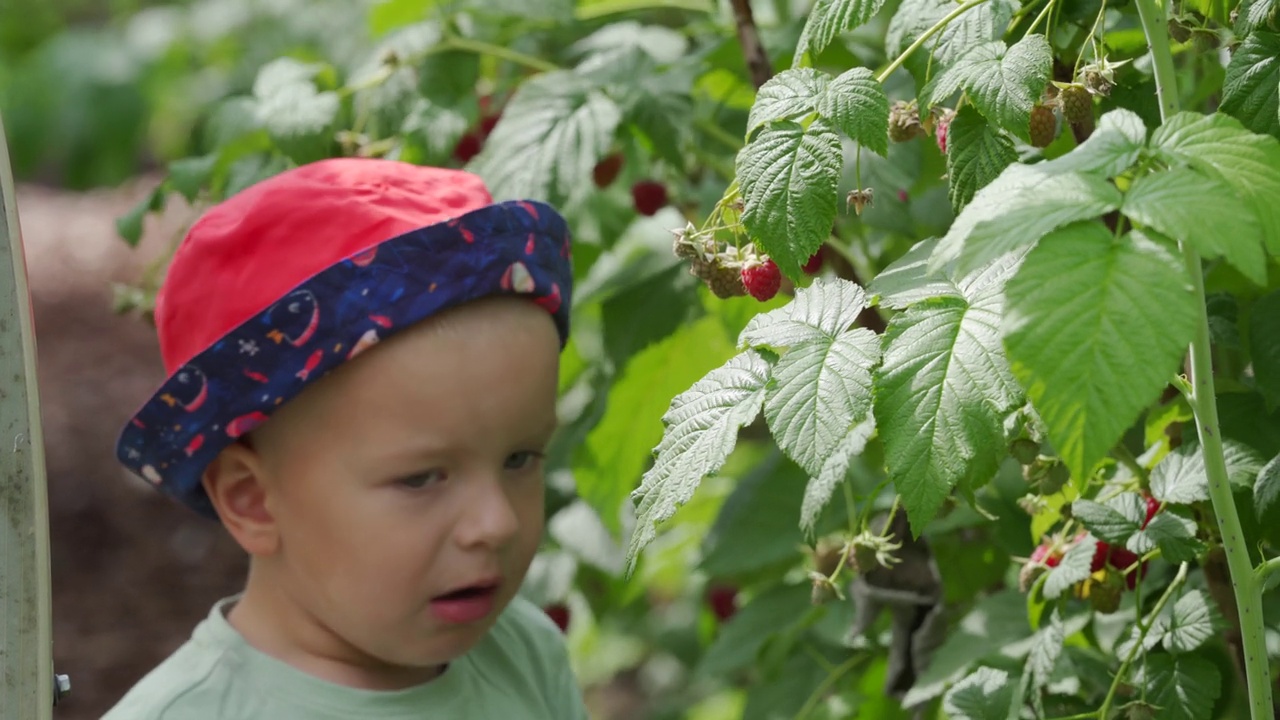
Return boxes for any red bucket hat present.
[116,158,573,518]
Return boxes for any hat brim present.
[116,199,572,519]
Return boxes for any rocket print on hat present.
[159,366,209,412]
[264,289,320,347]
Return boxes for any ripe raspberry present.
[592,153,624,188]
[1029,104,1057,148]
[741,259,781,302]
[1090,540,1110,573]
[1060,84,1093,126]
[1029,542,1062,568]
[543,603,571,633]
[934,109,955,154]
[707,584,739,621]
[1142,495,1160,529]
[888,100,925,142]
[802,247,825,274]
[631,180,668,216]
[452,131,484,162]
[479,113,501,137]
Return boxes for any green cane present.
[0,109,61,716]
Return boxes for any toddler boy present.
[103,157,589,719]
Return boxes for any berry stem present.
[1135,0,1274,717]
[574,0,714,21]
[875,0,991,84]
[1096,562,1189,719]
[1024,0,1057,36]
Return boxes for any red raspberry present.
[706,584,738,621]
[593,153,624,188]
[741,259,781,301]
[543,603,570,633]
[1108,547,1145,590]
[935,110,954,154]
[479,113,501,137]
[801,247,825,274]
[452,131,484,162]
[631,180,668,216]
[1142,495,1160,529]
[1030,542,1061,568]
[1091,540,1110,573]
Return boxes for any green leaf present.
[886,0,1016,78]
[1152,439,1269,504]
[1044,535,1097,600]
[1127,512,1203,563]
[1121,167,1265,285]
[737,119,844,280]
[1236,0,1278,33]
[801,418,875,534]
[1071,493,1146,544]
[1151,111,1280,255]
[1252,453,1280,524]
[869,237,962,308]
[1039,109,1146,176]
[873,254,1023,534]
[1135,654,1221,720]
[167,155,218,202]
[251,58,340,164]
[698,583,812,677]
[946,105,1019,213]
[1250,290,1280,410]
[1003,225,1197,480]
[818,68,890,156]
[574,315,734,533]
[470,71,622,206]
[746,69,830,134]
[1220,31,1280,139]
[115,184,166,247]
[943,667,1014,720]
[368,0,435,36]
[746,280,881,475]
[627,351,772,571]
[1026,609,1064,691]
[922,35,1052,137]
[1164,589,1221,654]
[739,277,868,349]
[794,0,887,62]
[931,163,1123,276]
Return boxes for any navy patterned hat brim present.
[116,200,572,519]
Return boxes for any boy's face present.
[243,296,560,678]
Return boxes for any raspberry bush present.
[108,0,1280,717]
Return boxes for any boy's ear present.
[202,442,279,556]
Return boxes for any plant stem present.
[1025,0,1056,36]
[575,0,714,20]
[1256,556,1280,586]
[1097,562,1190,719]
[437,37,559,73]
[1134,0,1274,717]
[728,0,773,89]
[876,0,991,83]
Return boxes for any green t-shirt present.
[102,595,590,719]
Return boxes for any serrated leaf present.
[698,583,812,677]
[817,68,889,156]
[931,163,1122,276]
[1221,31,1280,139]
[747,69,830,134]
[1122,167,1265,285]
[1127,512,1203,563]
[886,0,1016,78]
[167,155,217,202]
[946,105,1019,213]
[470,71,621,206]
[873,260,1022,533]
[922,35,1051,137]
[1044,536,1096,599]
[1250,291,1280,410]
[737,119,844,279]
[1003,225,1197,480]
[1072,493,1146,544]
[1164,590,1221,654]
[868,237,961,308]
[1152,439,1268,504]
[1026,609,1064,691]
[1152,111,1280,255]
[740,277,868,349]
[794,0,887,62]
[251,58,339,162]
[627,351,772,571]
[800,417,875,534]
[943,667,1013,720]
[1040,109,1146,176]
[765,326,880,476]
[1236,0,1277,33]
[1255,453,1280,524]
[1136,654,1221,720]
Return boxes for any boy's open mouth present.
[434,583,497,601]
[429,578,502,624]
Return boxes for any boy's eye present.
[398,469,447,489]
[504,451,544,470]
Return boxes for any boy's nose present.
[454,476,521,549]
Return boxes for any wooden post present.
[0,109,55,718]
